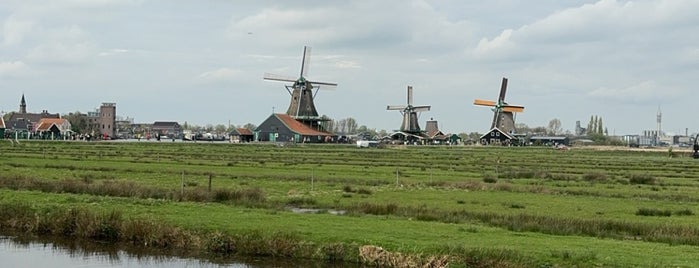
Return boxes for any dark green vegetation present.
[1,141,699,267]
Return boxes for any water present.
[0,235,353,268]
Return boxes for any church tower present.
[19,94,27,114]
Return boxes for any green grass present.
[1,141,699,267]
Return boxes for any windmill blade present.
[308,80,338,87]
[407,86,413,106]
[473,99,496,107]
[387,105,407,110]
[264,73,297,83]
[300,46,311,78]
[498,77,508,102]
[412,106,431,112]
[502,105,524,113]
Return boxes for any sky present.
[1,0,697,135]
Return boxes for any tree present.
[63,111,88,134]
[214,124,227,134]
[547,119,562,135]
[597,117,604,135]
[337,118,347,134]
[242,123,257,130]
[319,115,333,132]
[515,123,532,134]
[346,117,358,134]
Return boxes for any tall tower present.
[656,106,662,145]
[19,94,27,114]
[99,103,116,139]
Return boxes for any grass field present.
[1,141,698,267]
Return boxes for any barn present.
[255,113,335,143]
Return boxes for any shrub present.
[636,208,671,217]
[674,209,694,216]
[483,173,497,183]
[628,174,656,185]
[581,172,608,182]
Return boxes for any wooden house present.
[35,118,72,139]
[479,127,515,145]
[255,113,335,143]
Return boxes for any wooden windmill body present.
[263,46,337,129]
[387,86,431,134]
[473,77,524,135]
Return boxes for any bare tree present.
[547,119,562,135]
[346,117,358,134]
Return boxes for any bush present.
[482,173,497,183]
[674,209,694,216]
[628,174,656,185]
[636,208,671,217]
[582,172,608,182]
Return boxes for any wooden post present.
[208,173,212,192]
[395,167,399,187]
[181,171,185,197]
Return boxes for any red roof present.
[236,128,253,135]
[36,118,68,131]
[274,114,332,136]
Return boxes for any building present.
[479,127,515,146]
[424,119,451,145]
[35,118,72,139]
[151,121,182,138]
[230,128,254,143]
[4,94,60,138]
[255,113,335,143]
[0,115,5,138]
[99,103,116,139]
[87,103,117,139]
[529,136,570,146]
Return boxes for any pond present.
[0,235,355,268]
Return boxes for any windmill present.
[263,46,337,125]
[473,77,524,134]
[387,86,431,134]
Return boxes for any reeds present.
[0,175,265,205]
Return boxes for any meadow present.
[1,140,698,267]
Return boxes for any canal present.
[1,235,356,268]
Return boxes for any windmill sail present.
[473,77,525,134]
[263,46,337,119]
[387,86,431,133]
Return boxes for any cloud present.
[98,48,130,57]
[588,80,685,104]
[0,60,29,76]
[2,15,34,46]
[471,0,699,61]
[198,68,241,82]
[25,25,97,64]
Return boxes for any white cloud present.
[98,48,130,57]
[26,25,97,64]
[198,68,241,82]
[2,15,34,46]
[588,80,684,104]
[334,60,361,69]
[0,60,29,76]
[471,0,699,61]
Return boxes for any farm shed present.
[230,128,254,143]
[529,136,570,146]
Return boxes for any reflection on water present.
[1,235,355,268]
